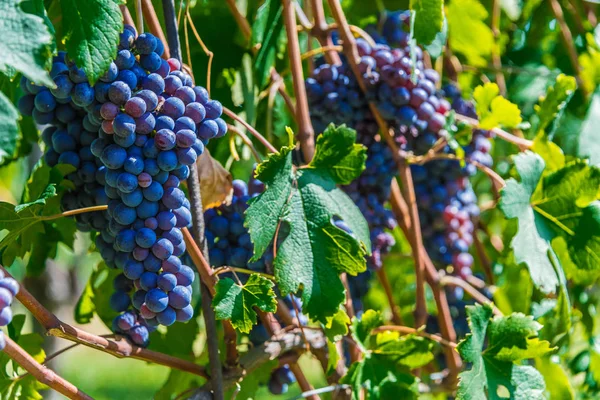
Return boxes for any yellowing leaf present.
[196,149,233,210]
[474,83,522,129]
[446,0,494,66]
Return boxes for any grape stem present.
[548,0,588,97]
[282,0,316,162]
[490,0,507,95]
[0,265,209,378]
[372,325,458,348]
[375,268,403,325]
[43,205,108,221]
[308,0,341,65]
[3,336,93,400]
[453,113,533,151]
[184,12,214,94]
[120,5,135,27]
[227,123,263,162]
[439,275,503,316]
[223,107,278,153]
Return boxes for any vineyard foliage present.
[0,0,599,399]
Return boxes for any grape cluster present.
[88,26,226,336]
[19,52,109,231]
[22,25,228,345]
[0,273,19,350]
[204,178,269,273]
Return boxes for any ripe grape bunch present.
[18,52,109,232]
[0,273,19,351]
[204,176,271,273]
[20,24,228,346]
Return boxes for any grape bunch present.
[0,273,20,350]
[87,25,226,335]
[19,52,109,231]
[204,177,268,273]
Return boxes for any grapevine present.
[0,1,597,399]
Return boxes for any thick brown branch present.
[1,266,208,378]
[4,337,93,400]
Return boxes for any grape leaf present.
[536,356,575,400]
[60,0,122,85]
[75,262,118,326]
[245,124,370,322]
[212,274,277,333]
[252,0,286,89]
[196,149,233,210]
[0,164,78,266]
[499,152,600,292]
[579,92,600,166]
[342,310,433,400]
[0,92,20,165]
[0,0,54,87]
[473,83,522,130]
[410,0,444,46]
[457,304,553,400]
[324,307,350,342]
[533,74,577,138]
[446,0,493,67]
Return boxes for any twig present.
[340,273,360,363]
[225,0,252,40]
[212,266,274,280]
[1,266,209,378]
[440,275,502,316]
[490,0,506,95]
[309,0,341,65]
[372,326,457,348]
[141,0,171,58]
[301,45,343,61]
[185,12,214,94]
[473,230,495,285]
[162,3,226,395]
[4,337,92,400]
[287,385,351,400]
[453,113,533,150]
[282,0,315,162]
[44,205,108,220]
[135,0,144,33]
[375,268,403,325]
[294,1,313,30]
[548,0,587,96]
[120,5,135,28]
[226,124,262,162]
[223,107,278,153]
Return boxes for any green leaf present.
[474,83,522,129]
[324,307,350,342]
[246,125,370,322]
[60,0,122,85]
[212,274,277,333]
[533,74,577,138]
[0,0,53,86]
[372,331,435,369]
[536,356,574,400]
[579,92,600,166]
[410,0,444,45]
[532,132,564,173]
[457,304,550,400]
[308,124,367,185]
[351,309,384,351]
[342,358,419,400]
[75,263,120,326]
[446,0,493,67]
[0,91,20,165]
[500,152,600,292]
[251,0,286,89]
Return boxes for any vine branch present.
[4,337,93,400]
